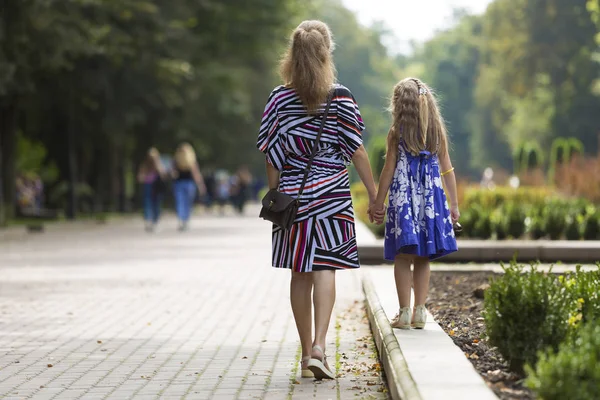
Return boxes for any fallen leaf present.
[293,380,300,384]
[449,329,455,336]
[242,356,248,359]
[47,364,53,368]
[473,339,479,344]
[97,340,102,344]
[39,386,45,389]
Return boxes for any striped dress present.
[257,84,365,272]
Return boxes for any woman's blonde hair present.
[174,143,196,171]
[280,20,336,114]
[141,147,162,173]
[388,78,448,156]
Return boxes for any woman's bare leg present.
[290,271,314,365]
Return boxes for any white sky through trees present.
[340,0,493,54]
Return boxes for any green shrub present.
[491,208,507,240]
[473,210,493,239]
[544,206,567,240]
[582,211,599,240]
[526,322,600,400]
[484,262,572,375]
[566,267,600,325]
[460,206,479,236]
[564,213,582,241]
[527,216,546,239]
[505,204,526,238]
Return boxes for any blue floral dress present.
[384,144,458,260]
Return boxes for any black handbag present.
[259,90,334,230]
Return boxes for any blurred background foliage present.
[0,0,599,223]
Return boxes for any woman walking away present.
[371,78,460,330]
[137,148,167,232]
[172,143,206,231]
[257,20,378,380]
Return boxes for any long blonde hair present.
[174,143,196,171]
[388,78,448,156]
[141,147,162,174]
[280,20,336,114]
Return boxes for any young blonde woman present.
[257,20,378,380]
[371,78,460,329]
[137,148,167,232]
[172,143,206,231]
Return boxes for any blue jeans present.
[143,183,162,223]
[174,179,197,222]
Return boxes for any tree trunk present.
[0,100,18,224]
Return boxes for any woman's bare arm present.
[265,159,280,190]
[352,145,377,201]
[192,164,207,194]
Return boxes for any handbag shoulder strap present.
[297,88,335,199]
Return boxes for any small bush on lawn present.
[526,322,600,400]
[484,262,572,375]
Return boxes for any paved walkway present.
[0,207,388,400]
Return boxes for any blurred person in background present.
[137,148,167,232]
[214,170,230,215]
[172,143,206,230]
[231,165,253,214]
[257,20,378,380]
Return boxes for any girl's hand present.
[369,202,386,225]
[450,204,460,223]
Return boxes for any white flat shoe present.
[412,305,427,329]
[307,345,335,380]
[391,307,412,329]
[301,356,314,378]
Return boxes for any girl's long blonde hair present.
[280,20,336,114]
[388,78,448,156]
[174,143,196,171]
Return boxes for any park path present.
[0,206,388,400]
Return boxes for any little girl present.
[371,78,460,329]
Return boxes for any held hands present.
[367,196,386,225]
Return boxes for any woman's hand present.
[368,201,386,224]
[450,204,460,224]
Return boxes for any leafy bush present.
[473,210,493,239]
[528,216,546,239]
[504,204,526,238]
[526,322,600,400]
[484,262,572,375]
[544,206,567,240]
[564,213,582,241]
[582,211,599,240]
[491,208,508,240]
[565,267,600,325]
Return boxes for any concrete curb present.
[359,240,600,264]
[363,273,422,400]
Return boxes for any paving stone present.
[0,206,389,399]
